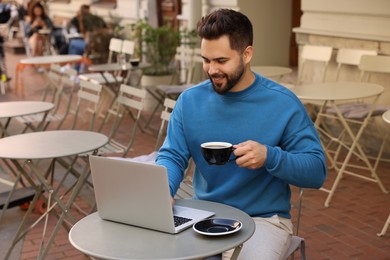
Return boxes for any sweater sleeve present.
[156,98,191,197]
[265,121,326,188]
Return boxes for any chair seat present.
[326,103,390,119]
[80,72,123,85]
[157,83,194,95]
[284,235,306,260]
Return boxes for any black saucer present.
[193,218,242,236]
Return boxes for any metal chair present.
[119,98,176,164]
[327,54,390,164]
[283,187,306,260]
[81,38,125,85]
[95,83,147,157]
[15,65,78,132]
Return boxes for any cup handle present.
[228,148,237,162]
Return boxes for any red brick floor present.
[1,50,390,259]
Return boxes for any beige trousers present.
[222,215,293,260]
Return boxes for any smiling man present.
[156,9,326,259]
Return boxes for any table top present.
[292,82,384,101]
[88,63,148,72]
[0,130,108,159]
[252,66,292,77]
[383,110,390,124]
[89,63,131,72]
[69,199,255,260]
[0,101,54,119]
[20,55,82,65]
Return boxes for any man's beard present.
[209,59,245,95]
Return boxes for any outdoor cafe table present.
[251,66,292,82]
[86,62,148,87]
[0,101,54,137]
[69,199,255,260]
[0,130,108,259]
[14,54,82,97]
[292,81,387,207]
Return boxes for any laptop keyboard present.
[174,216,193,227]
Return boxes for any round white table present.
[0,101,54,136]
[252,66,292,81]
[15,54,82,96]
[292,81,386,207]
[86,63,148,86]
[0,130,108,260]
[383,110,390,124]
[69,199,255,260]
[20,55,82,66]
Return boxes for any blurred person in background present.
[25,1,53,56]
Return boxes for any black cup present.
[130,59,140,67]
[201,142,235,165]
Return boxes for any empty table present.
[252,66,292,82]
[15,54,82,96]
[0,130,108,259]
[0,101,54,137]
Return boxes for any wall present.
[200,0,292,66]
[239,0,292,66]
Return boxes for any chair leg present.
[300,240,306,260]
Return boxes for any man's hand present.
[233,140,267,169]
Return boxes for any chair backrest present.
[108,38,123,63]
[173,46,195,84]
[155,98,176,150]
[297,45,333,85]
[71,78,103,130]
[42,64,63,102]
[335,48,378,80]
[359,55,390,81]
[106,84,147,157]
[53,67,78,129]
[121,40,135,58]
[189,47,204,84]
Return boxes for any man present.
[156,9,326,259]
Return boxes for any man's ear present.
[243,46,254,64]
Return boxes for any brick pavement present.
[1,50,390,259]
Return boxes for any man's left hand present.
[233,140,267,169]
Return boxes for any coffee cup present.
[130,58,140,67]
[201,142,236,165]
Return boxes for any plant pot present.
[140,74,173,112]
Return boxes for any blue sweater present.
[156,74,326,219]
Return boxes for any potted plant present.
[132,20,181,76]
[125,20,180,111]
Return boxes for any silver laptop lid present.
[89,156,214,234]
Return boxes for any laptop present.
[89,156,215,234]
